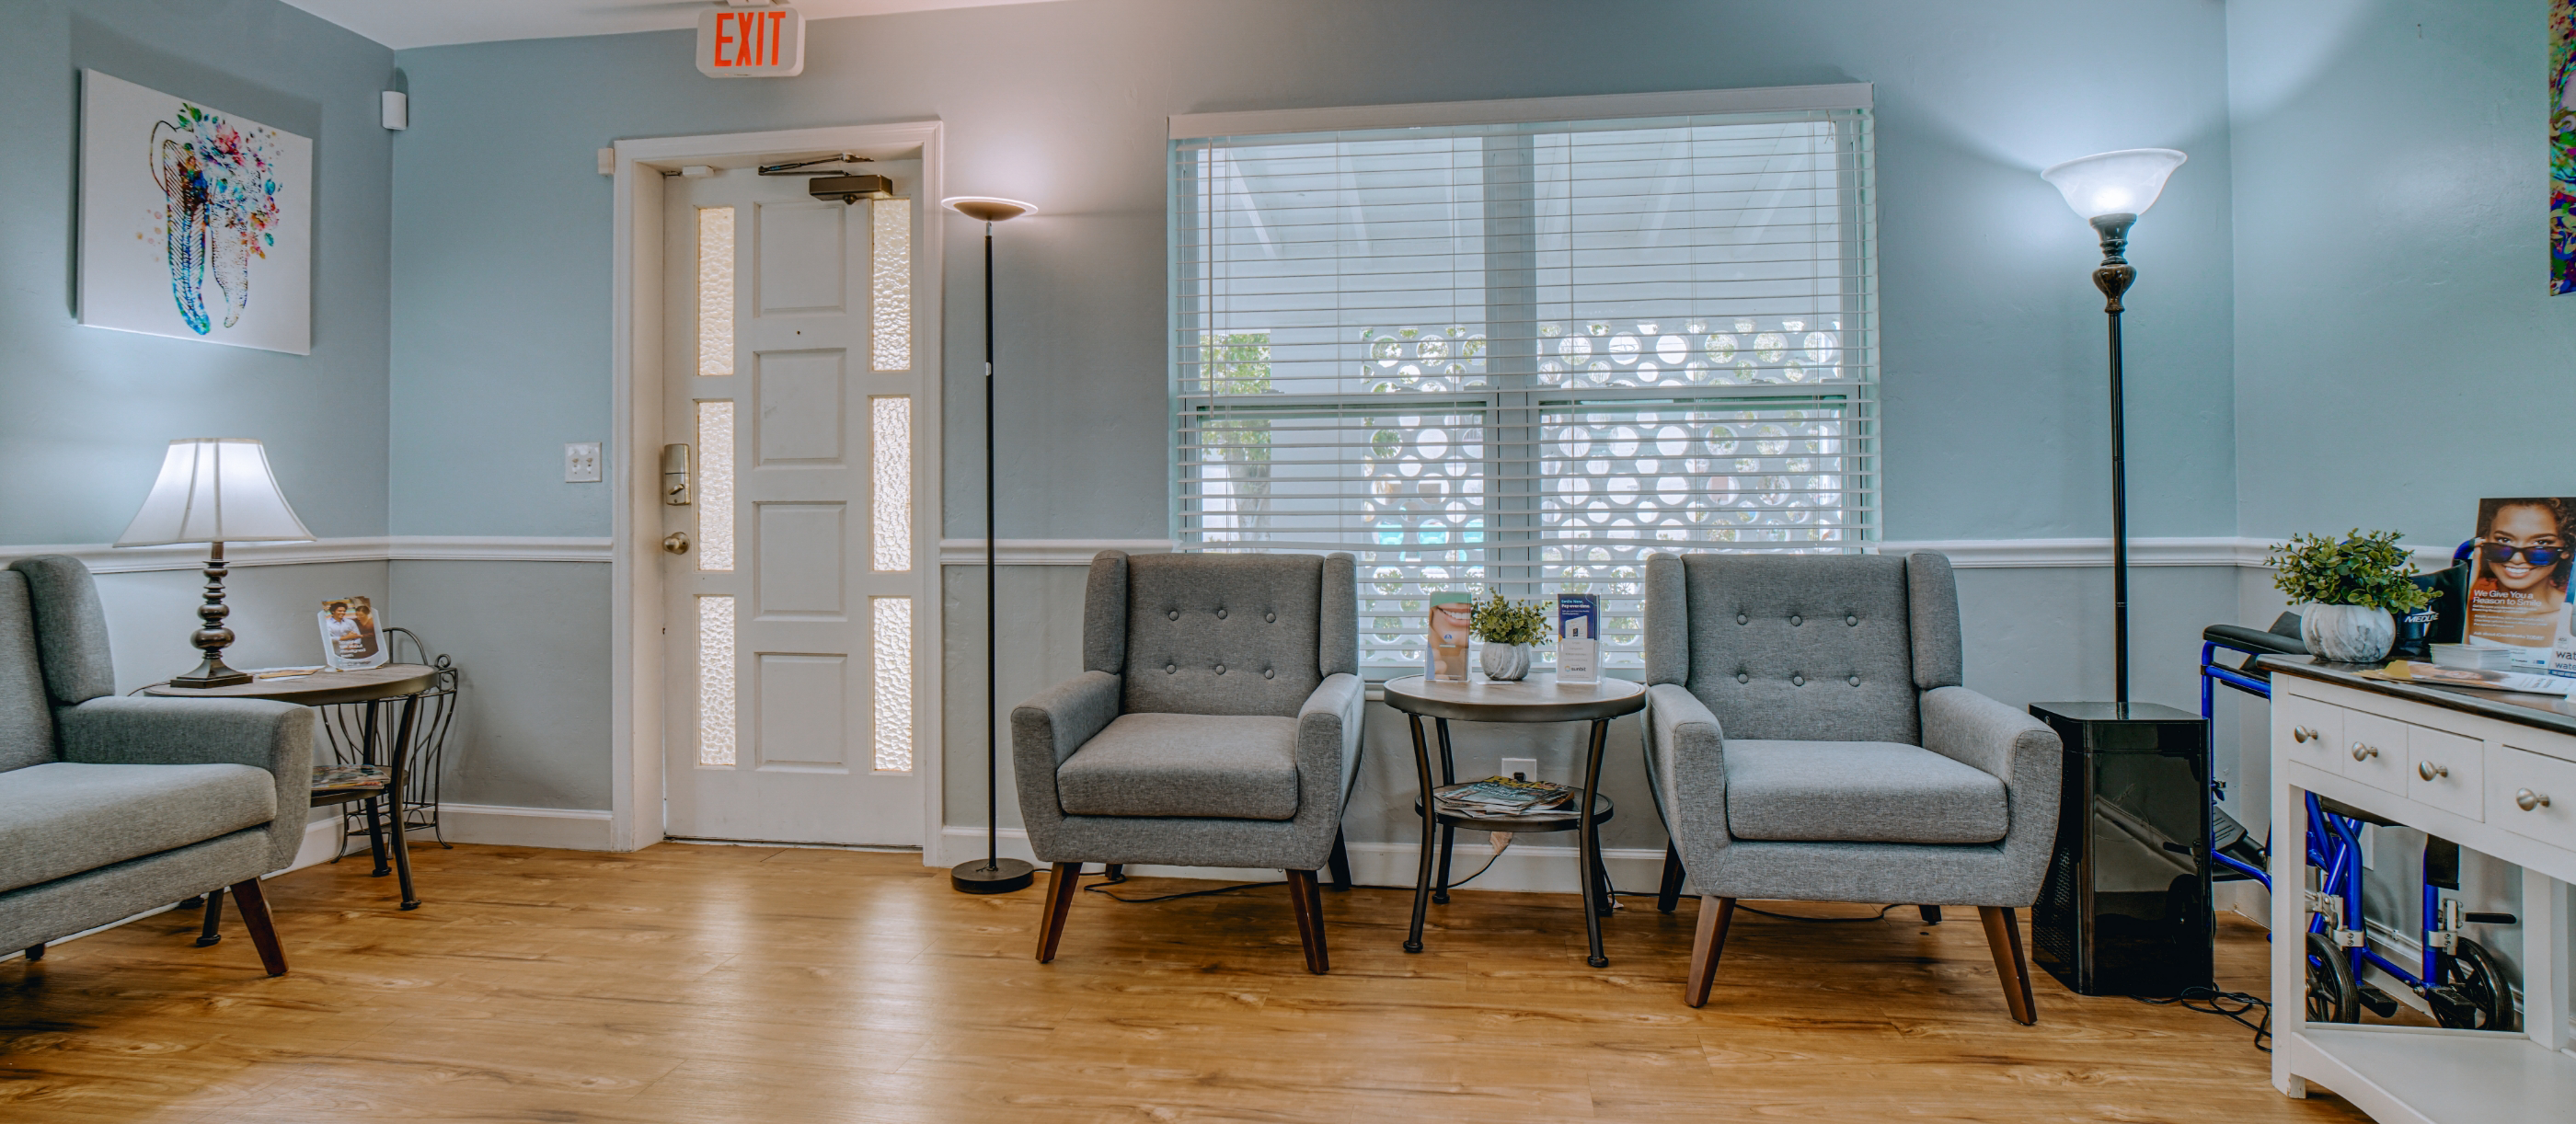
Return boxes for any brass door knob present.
[2292,726,2318,743]
[2418,762,2447,781]
[663,532,691,555]
[2516,788,2552,812]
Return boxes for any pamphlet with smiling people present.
[2462,497,2576,670]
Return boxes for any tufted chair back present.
[1084,551,1358,718]
[1643,552,1962,744]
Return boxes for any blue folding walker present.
[2200,614,2517,1030]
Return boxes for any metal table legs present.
[353,695,423,910]
[1402,713,1616,968]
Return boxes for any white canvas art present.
[78,70,311,354]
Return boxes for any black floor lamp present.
[2040,148,2186,706]
[942,195,1040,895]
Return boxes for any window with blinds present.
[1170,92,1877,674]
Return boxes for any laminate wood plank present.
[1,842,2367,1123]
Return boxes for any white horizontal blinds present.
[1173,104,1876,672]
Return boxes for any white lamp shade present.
[2040,148,2188,220]
[115,439,315,546]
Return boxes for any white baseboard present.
[284,803,618,864]
[934,825,1669,897]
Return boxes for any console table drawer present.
[2405,726,2483,820]
[2275,692,2345,774]
[2491,744,2576,853]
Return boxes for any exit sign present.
[697,5,804,78]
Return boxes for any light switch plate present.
[565,442,603,482]
[1501,757,1538,783]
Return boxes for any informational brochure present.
[1556,593,1600,684]
[318,596,387,671]
[2463,497,2576,669]
[1428,597,1473,682]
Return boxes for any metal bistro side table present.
[145,663,444,911]
[1382,674,1647,968]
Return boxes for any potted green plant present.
[2266,529,2433,662]
[1468,590,1551,682]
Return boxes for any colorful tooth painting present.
[78,70,310,353]
[2557,0,2576,294]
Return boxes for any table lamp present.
[2039,147,2186,705]
[115,438,315,687]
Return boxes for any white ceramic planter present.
[2302,603,2396,663]
[1479,643,1532,681]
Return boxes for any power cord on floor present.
[2133,987,2271,1052]
[1075,847,1514,903]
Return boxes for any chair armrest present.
[1645,682,1730,859]
[1009,671,1121,832]
[1919,686,2064,902]
[1919,685,2057,787]
[57,695,316,872]
[1296,672,1365,809]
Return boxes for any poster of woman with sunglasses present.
[2465,497,2576,665]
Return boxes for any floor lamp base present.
[950,856,1036,894]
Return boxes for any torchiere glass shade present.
[2041,148,2188,221]
[116,438,315,546]
[941,196,1036,224]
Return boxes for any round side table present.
[1381,673,1646,968]
[146,664,443,911]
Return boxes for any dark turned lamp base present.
[950,856,1036,894]
[169,542,252,688]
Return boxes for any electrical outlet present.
[565,442,603,483]
[1501,757,1538,783]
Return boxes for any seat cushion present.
[0,762,278,892]
[1057,713,1301,820]
[1724,740,2007,844]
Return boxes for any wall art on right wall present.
[2555,0,2575,293]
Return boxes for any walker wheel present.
[2305,933,2359,1024]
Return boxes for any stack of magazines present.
[1437,776,1578,819]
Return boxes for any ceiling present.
[278,0,1038,50]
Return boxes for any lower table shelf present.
[2285,1024,2576,1124]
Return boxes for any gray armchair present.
[1011,550,1363,973]
[1642,551,2063,1022]
[0,556,311,974]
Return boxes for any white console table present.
[2262,657,2576,1123]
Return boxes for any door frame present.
[608,120,947,854]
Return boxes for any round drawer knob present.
[1216,609,1227,619]
[2350,741,2377,762]
[2418,761,2448,781]
[1846,675,1861,686]
[1788,615,1802,626]
[2517,788,2554,812]
[2292,726,2318,743]
[1736,614,1749,625]
[1734,672,1749,683]
[1214,664,1226,674]
[1167,610,1179,620]
[1790,674,1805,686]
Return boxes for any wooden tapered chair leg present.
[1685,896,1736,1008]
[1978,905,2038,1025]
[1655,843,1685,913]
[1917,904,1942,924]
[226,878,287,977]
[1285,869,1328,974]
[1035,863,1082,963]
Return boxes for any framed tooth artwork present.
[77,69,312,353]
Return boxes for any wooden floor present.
[1,842,2369,1123]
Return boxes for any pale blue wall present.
[387,0,2241,543]
[2231,0,2571,544]
[0,1,394,545]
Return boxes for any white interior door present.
[660,159,928,845]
